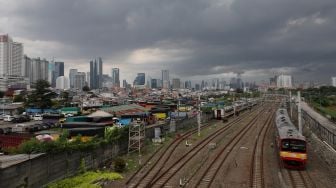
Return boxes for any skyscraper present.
[111,68,120,87]
[29,57,49,84]
[172,78,181,89]
[0,34,24,77]
[133,73,146,86]
[69,69,78,88]
[52,61,64,87]
[151,79,158,89]
[90,57,103,89]
[23,55,31,79]
[331,77,336,87]
[123,79,127,88]
[277,74,293,88]
[185,80,192,89]
[162,70,170,89]
[56,76,70,90]
[74,72,86,90]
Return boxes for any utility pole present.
[298,91,302,134]
[197,93,201,137]
[289,91,292,117]
[177,98,180,120]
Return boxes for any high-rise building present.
[172,78,181,89]
[56,76,70,90]
[230,77,237,89]
[277,74,293,88]
[111,68,120,87]
[157,79,162,88]
[133,73,146,86]
[29,57,49,84]
[74,72,86,90]
[201,80,205,90]
[123,79,127,88]
[162,70,169,89]
[90,57,103,89]
[185,80,192,89]
[23,55,31,79]
[151,79,158,89]
[51,61,64,87]
[0,34,24,77]
[69,69,78,88]
[195,84,200,91]
[86,72,90,87]
[270,76,277,88]
[332,77,336,87]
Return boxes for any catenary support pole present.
[198,93,201,137]
[289,91,292,117]
[298,91,302,134]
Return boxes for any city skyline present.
[1,0,336,84]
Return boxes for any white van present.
[3,115,14,122]
[33,114,43,121]
[12,124,28,132]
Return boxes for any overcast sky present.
[1,0,335,84]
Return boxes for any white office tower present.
[29,58,49,84]
[0,34,24,77]
[162,69,170,89]
[277,74,293,88]
[74,72,86,89]
[56,76,70,90]
[332,77,336,87]
[69,69,78,88]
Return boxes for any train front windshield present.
[281,139,306,153]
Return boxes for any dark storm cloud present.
[1,0,336,82]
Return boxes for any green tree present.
[82,85,90,92]
[0,91,5,98]
[13,94,25,102]
[60,91,71,107]
[25,80,54,111]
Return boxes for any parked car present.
[12,124,28,133]
[3,115,14,122]
[0,113,4,120]
[64,113,74,117]
[33,114,43,121]
[11,115,30,123]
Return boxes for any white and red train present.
[275,108,307,169]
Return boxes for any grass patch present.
[124,138,167,172]
[311,102,336,118]
[46,171,122,188]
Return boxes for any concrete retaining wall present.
[0,143,126,188]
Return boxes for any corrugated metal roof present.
[101,104,147,113]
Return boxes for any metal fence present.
[291,105,336,150]
[301,110,336,149]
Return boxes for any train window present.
[281,139,306,153]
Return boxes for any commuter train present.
[275,108,307,169]
[214,100,255,120]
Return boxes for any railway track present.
[250,109,275,188]
[286,170,316,188]
[126,122,211,188]
[190,106,275,188]
[126,106,258,188]
[148,105,268,187]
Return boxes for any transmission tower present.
[128,119,146,155]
